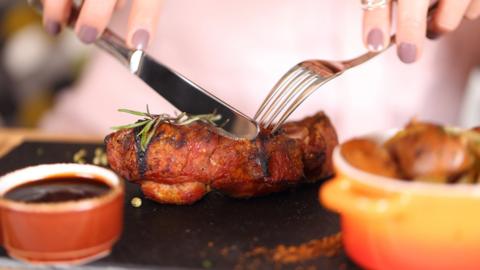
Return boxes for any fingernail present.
[78,25,98,44]
[45,20,61,36]
[426,30,441,40]
[367,28,384,51]
[132,29,150,50]
[397,43,417,64]
[426,21,442,40]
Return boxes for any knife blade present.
[128,50,259,140]
[28,0,260,140]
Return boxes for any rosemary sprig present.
[112,106,223,151]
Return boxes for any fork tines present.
[254,65,326,133]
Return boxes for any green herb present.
[112,105,223,151]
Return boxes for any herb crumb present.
[73,149,87,164]
[131,197,142,208]
[92,147,109,166]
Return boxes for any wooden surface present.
[0,128,103,159]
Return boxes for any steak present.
[105,112,338,204]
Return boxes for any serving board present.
[0,141,361,270]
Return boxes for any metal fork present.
[255,3,438,134]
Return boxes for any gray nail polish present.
[397,43,417,64]
[78,25,98,44]
[367,28,384,51]
[132,29,150,50]
[45,20,61,36]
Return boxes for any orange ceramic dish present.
[320,131,480,270]
[0,164,124,265]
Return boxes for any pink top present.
[40,0,480,141]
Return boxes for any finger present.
[115,0,127,11]
[43,0,72,36]
[466,0,480,19]
[429,0,471,35]
[363,2,392,52]
[396,0,430,64]
[74,0,118,44]
[127,0,164,50]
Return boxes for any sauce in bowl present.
[4,175,111,203]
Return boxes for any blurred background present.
[0,0,90,128]
[0,1,479,136]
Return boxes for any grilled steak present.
[105,112,338,204]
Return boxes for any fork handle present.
[342,1,439,69]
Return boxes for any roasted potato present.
[384,121,475,183]
[342,121,480,184]
[341,138,399,178]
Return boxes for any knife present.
[28,0,259,140]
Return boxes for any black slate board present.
[0,141,361,270]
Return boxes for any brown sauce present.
[4,175,111,203]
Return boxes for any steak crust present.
[105,112,338,204]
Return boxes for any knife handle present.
[28,0,136,69]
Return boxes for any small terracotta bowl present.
[0,163,124,265]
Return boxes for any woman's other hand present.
[362,0,480,64]
[42,0,163,50]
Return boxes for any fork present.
[255,3,438,134]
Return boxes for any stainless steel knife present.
[28,0,259,140]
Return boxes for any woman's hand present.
[362,0,480,63]
[42,0,163,50]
